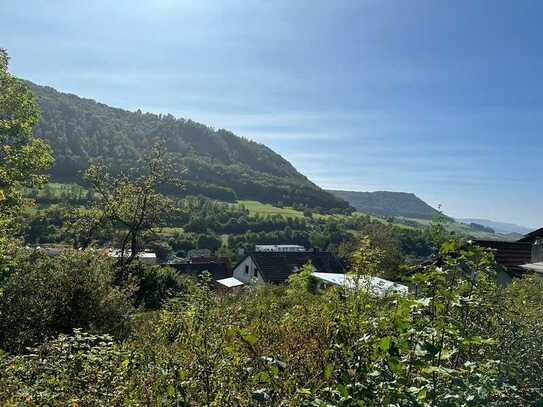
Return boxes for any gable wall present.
[533,239,543,262]
[233,256,264,283]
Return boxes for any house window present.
[245,265,249,274]
[253,269,258,278]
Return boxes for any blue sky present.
[2,0,542,227]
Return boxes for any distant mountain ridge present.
[455,218,533,235]
[28,82,349,210]
[327,190,443,220]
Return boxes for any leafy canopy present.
[0,49,53,218]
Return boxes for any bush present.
[128,262,190,310]
[492,274,543,402]
[0,248,134,353]
[0,330,130,406]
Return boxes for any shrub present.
[0,330,130,406]
[0,248,134,353]
[492,274,543,402]
[128,262,191,310]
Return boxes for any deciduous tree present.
[83,145,182,264]
[0,49,53,231]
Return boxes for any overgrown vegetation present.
[2,241,543,405]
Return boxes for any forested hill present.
[28,82,349,210]
[327,190,444,220]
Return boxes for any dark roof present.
[474,240,533,273]
[246,251,345,283]
[169,260,232,281]
[518,227,543,243]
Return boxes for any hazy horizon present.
[2,0,541,228]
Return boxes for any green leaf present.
[379,336,391,351]
[178,370,188,381]
[270,365,279,377]
[388,357,402,373]
[417,388,427,401]
[324,363,334,380]
[239,329,257,347]
[439,348,456,361]
[337,384,349,399]
[253,371,271,384]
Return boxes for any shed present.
[215,277,245,294]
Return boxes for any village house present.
[476,226,543,284]
[166,256,232,281]
[517,226,543,273]
[232,248,344,284]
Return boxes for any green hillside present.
[327,190,444,220]
[29,82,349,211]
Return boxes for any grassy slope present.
[327,190,445,220]
[238,200,514,240]
[237,200,306,219]
[395,217,514,241]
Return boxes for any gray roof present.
[518,227,543,243]
[520,262,543,273]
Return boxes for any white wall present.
[233,256,263,283]
[533,239,543,262]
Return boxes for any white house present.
[233,255,265,283]
[475,226,543,284]
[233,250,344,284]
